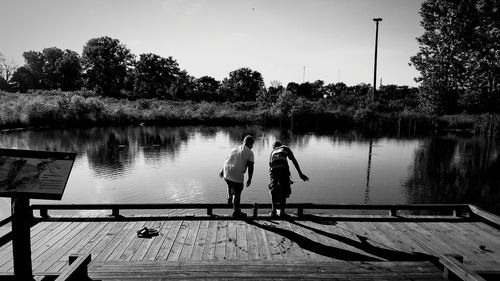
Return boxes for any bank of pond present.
[1,91,499,138]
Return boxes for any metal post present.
[373,18,382,101]
[12,197,34,280]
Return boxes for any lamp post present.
[373,18,382,101]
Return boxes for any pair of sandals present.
[137,227,159,238]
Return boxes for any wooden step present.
[89,260,446,280]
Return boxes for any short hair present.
[273,141,282,148]
[243,135,254,144]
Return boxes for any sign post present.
[0,149,76,280]
[11,197,33,280]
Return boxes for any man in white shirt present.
[219,135,254,218]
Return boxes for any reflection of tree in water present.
[136,126,189,165]
[198,126,218,139]
[225,125,263,144]
[405,136,500,214]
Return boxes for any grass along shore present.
[1,90,499,137]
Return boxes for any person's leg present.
[279,196,287,216]
[233,191,241,213]
[225,180,234,205]
[227,188,233,205]
[270,192,278,216]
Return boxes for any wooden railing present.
[440,254,487,281]
[30,203,472,219]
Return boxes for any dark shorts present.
[269,169,291,198]
[225,179,244,195]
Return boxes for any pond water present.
[0,125,499,218]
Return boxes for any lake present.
[0,125,499,218]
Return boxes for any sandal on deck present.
[137,227,159,238]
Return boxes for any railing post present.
[389,208,397,216]
[40,208,49,219]
[207,208,213,216]
[298,205,304,217]
[112,208,119,217]
[253,203,258,219]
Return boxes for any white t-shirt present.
[223,144,254,183]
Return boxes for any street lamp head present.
[373,18,383,22]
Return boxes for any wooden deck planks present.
[201,220,217,260]
[236,220,249,260]
[288,220,326,261]
[33,220,92,272]
[254,223,273,260]
[155,220,183,261]
[214,220,227,261]
[178,220,200,261]
[245,220,260,260]
[191,220,208,261]
[143,220,174,261]
[166,220,191,261]
[1,214,500,277]
[88,260,447,280]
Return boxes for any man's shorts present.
[269,169,291,198]
[225,179,244,195]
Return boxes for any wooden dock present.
[0,204,499,280]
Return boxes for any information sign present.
[0,149,76,200]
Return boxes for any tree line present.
[0,35,420,113]
[1,0,499,116]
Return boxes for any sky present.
[0,0,424,87]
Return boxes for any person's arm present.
[219,169,223,178]
[246,161,254,187]
[288,150,309,181]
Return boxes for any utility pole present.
[373,18,382,101]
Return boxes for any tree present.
[10,66,38,92]
[296,82,313,99]
[311,80,327,100]
[193,76,221,101]
[0,52,18,90]
[56,50,82,91]
[17,48,82,91]
[219,67,264,101]
[411,0,500,114]
[169,70,195,100]
[134,53,180,99]
[22,50,45,89]
[286,82,299,95]
[42,47,64,89]
[258,80,282,106]
[82,36,134,97]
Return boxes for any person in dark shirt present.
[268,141,309,217]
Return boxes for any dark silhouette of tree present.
[10,66,38,92]
[169,70,195,100]
[192,75,221,101]
[411,0,500,114]
[82,36,134,97]
[22,50,45,89]
[11,48,82,91]
[219,67,264,101]
[134,53,180,99]
[56,50,82,91]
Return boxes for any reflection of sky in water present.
[1,126,499,219]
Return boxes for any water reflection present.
[405,136,500,214]
[0,126,498,218]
